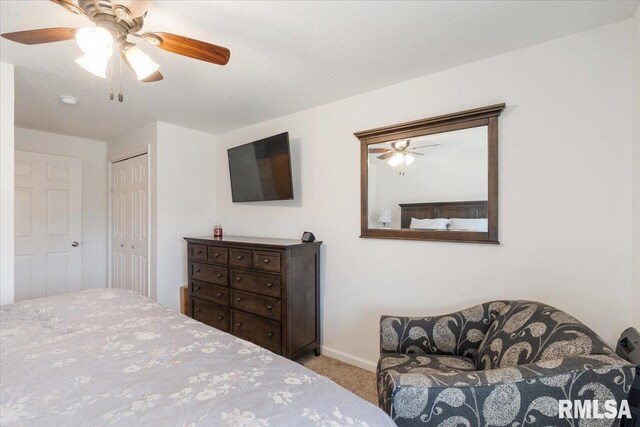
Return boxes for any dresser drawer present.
[253,250,281,273]
[231,289,281,321]
[229,248,252,268]
[190,262,228,286]
[189,244,207,262]
[208,246,228,265]
[190,279,228,306]
[232,310,281,353]
[230,270,281,298]
[193,298,229,332]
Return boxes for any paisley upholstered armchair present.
[377,301,636,426]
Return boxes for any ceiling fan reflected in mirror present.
[368,139,440,167]
[1,0,231,102]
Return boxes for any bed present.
[399,200,487,230]
[0,289,394,426]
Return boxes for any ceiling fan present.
[1,0,230,101]
[369,139,440,167]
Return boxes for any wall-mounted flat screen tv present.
[228,132,294,202]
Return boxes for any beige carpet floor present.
[298,354,378,405]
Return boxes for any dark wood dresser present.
[184,235,322,359]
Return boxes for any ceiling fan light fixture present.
[75,27,114,55]
[404,154,415,165]
[388,152,404,167]
[75,53,111,78]
[123,45,160,80]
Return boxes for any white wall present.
[15,127,108,290]
[0,62,14,305]
[632,5,640,328]
[108,122,216,310]
[216,20,634,370]
[155,122,216,310]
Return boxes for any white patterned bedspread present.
[0,289,394,427]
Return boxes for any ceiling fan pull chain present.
[118,53,124,102]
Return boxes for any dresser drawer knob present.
[217,315,224,321]
[194,308,201,313]
[266,283,273,288]
[194,287,201,291]
[266,305,273,310]
[237,255,244,260]
[217,273,223,278]
[215,253,221,258]
[267,332,273,338]
[236,297,243,302]
[195,269,201,273]
[217,292,224,297]
[263,258,270,264]
[236,277,242,282]
[236,322,242,327]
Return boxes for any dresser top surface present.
[184,235,322,249]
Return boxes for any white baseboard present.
[320,346,377,372]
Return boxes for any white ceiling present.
[1,0,638,141]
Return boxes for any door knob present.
[72,241,79,247]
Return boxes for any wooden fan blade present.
[148,32,230,65]
[142,70,163,82]
[368,148,390,153]
[1,27,77,45]
[378,152,396,160]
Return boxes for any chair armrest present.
[379,354,636,423]
[380,301,508,357]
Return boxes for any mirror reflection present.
[367,126,488,232]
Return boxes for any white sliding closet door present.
[14,150,82,301]
[111,154,149,296]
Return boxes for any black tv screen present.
[228,132,294,202]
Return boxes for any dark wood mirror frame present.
[355,103,506,244]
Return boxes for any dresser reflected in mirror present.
[355,104,505,243]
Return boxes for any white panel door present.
[14,151,82,301]
[111,154,148,296]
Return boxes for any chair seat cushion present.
[379,354,477,377]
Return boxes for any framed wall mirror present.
[355,104,505,244]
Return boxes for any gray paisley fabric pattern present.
[380,301,509,361]
[378,300,636,426]
[0,289,395,426]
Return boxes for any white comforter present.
[0,289,394,426]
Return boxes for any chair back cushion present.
[476,301,613,370]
